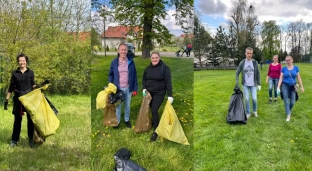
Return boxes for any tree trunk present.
[141,3,154,58]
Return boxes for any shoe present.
[274,99,277,103]
[254,112,258,117]
[286,115,291,122]
[150,132,158,141]
[268,99,272,103]
[246,114,251,119]
[10,141,17,147]
[113,123,120,129]
[29,139,34,147]
[124,121,131,128]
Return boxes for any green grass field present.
[0,95,91,171]
[194,63,312,170]
[91,55,193,170]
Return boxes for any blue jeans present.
[281,83,296,116]
[242,86,257,115]
[269,78,279,98]
[116,88,131,123]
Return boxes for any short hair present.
[245,47,253,51]
[150,51,160,57]
[118,43,128,50]
[16,53,29,63]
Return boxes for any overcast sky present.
[195,0,312,35]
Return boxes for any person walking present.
[186,43,192,57]
[266,55,282,103]
[277,55,304,121]
[4,54,37,147]
[108,43,138,128]
[142,51,173,141]
[235,47,261,119]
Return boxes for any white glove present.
[277,88,280,95]
[168,97,174,104]
[257,85,261,91]
[143,89,146,96]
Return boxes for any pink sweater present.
[267,63,281,79]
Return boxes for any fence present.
[194,61,237,70]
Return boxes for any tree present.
[110,0,193,58]
[92,0,115,56]
[91,27,101,48]
[261,20,280,60]
[193,13,212,68]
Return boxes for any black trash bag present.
[113,148,146,171]
[45,96,58,115]
[226,85,247,124]
[114,148,131,160]
[109,89,125,105]
[114,157,147,171]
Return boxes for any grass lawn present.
[194,63,312,170]
[91,55,193,170]
[0,95,91,171]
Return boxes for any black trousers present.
[149,92,165,130]
[11,112,34,142]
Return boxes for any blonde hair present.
[150,51,160,57]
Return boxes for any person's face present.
[285,57,293,65]
[151,54,160,66]
[118,45,128,58]
[245,49,253,60]
[18,57,27,68]
[273,56,278,62]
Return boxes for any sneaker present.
[286,116,291,122]
[254,112,258,117]
[10,141,17,147]
[246,114,251,119]
[268,99,272,103]
[124,121,131,128]
[29,139,34,147]
[150,132,158,141]
[274,99,277,103]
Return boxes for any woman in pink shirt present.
[266,55,282,103]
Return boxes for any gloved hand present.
[41,80,50,86]
[277,88,281,95]
[132,91,137,96]
[143,89,146,96]
[168,97,174,104]
[4,99,8,110]
[257,85,261,91]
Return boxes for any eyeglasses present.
[286,59,292,62]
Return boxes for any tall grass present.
[91,55,193,170]
[0,95,91,171]
[194,63,312,170]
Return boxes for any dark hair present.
[16,53,29,63]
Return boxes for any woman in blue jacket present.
[108,43,138,128]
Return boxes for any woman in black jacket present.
[142,51,173,141]
[4,54,37,147]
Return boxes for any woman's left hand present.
[301,87,304,93]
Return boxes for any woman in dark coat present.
[142,51,173,141]
[4,54,37,147]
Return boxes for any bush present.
[106,45,109,51]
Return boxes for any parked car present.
[125,43,135,58]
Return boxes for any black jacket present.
[142,60,172,96]
[8,67,35,115]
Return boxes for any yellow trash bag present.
[96,83,117,109]
[19,85,59,137]
[156,101,190,145]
